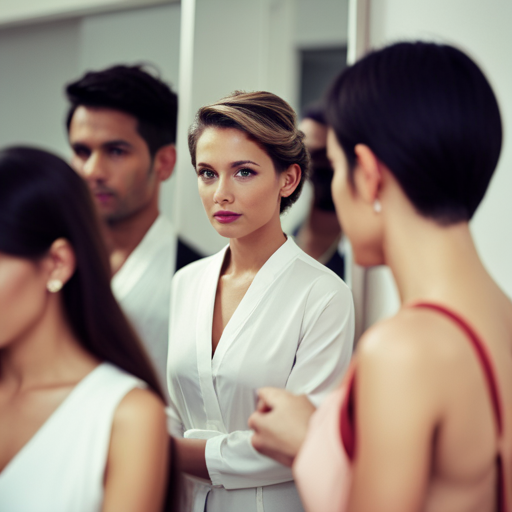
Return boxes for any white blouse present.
[0,364,144,512]
[167,237,354,512]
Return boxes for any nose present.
[80,153,107,182]
[213,175,234,204]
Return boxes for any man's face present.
[68,106,158,224]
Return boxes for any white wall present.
[0,0,173,27]
[0,19,80,156]
[363,0,512,326]
[296,0,348,48]
[80,6,180,80]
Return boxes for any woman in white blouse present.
[167,91,355,512]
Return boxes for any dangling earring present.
[373,199,382,213]
[47,279,63,293]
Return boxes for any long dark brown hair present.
[0,146,182,510]
[0,146,165,397]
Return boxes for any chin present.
[211,217,262,241]
[210,222,242,239]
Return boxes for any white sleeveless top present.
[0,363,144,512]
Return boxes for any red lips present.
[213,211,242,224]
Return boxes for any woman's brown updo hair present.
[189,91,310,213]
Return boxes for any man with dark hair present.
[65,65,202,391]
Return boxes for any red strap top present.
[340,302,507,511]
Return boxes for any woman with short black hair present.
[249,42,511,512]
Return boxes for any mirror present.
[0,0,354,306]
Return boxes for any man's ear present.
[353,144,382,204]
[153,144,177,182]
[279,163,302,199]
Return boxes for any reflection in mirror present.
[0,0,355,302]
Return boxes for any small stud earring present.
[47,279,63,293]
[373,199,382,213]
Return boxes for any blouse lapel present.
[195,246,229,431]
[195,239,300,431]
[211,238,300,373]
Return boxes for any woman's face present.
[0,252,48,348]
[327,129,384,266]
[195,127,284,239]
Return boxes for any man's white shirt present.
[111,214,177,395]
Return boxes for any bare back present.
[352,277,512,512]
[349,279,512,512]
[422,284,512,512]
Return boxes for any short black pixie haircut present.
[326,41,502,224]
[65,65,178,157]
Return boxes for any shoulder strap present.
[412,302,503,434]
[412,302,507,512]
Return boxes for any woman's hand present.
[248,388,316,467]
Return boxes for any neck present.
[103,203,159,275]
[227,213,286,275]
[296,206,341,259]
[384,210,487,306]
[0,296,95,391]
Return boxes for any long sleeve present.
[203,276,355,490]
[204,429,293,489]
[166,401,185,438]
[287,274,355,406]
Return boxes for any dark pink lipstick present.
[213,210,241,224]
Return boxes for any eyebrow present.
[71,140,134,150]
[102,140,134,149]
[231,160,260,168]
[196,160,260,168]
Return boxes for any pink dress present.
[293,302,508,512]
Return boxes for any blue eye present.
[198,169,216,180]
[236,168,254,178]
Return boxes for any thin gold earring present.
[47,279,63,293]
[373,199,382,213]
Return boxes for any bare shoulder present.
[358,308,473,368]
[111,387,167,436]
[355,308,475,408]
[104,390,168,512]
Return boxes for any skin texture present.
[0,241,168,512]
[174,126,301,480]
[249,130,512,512]
[68,106,176,275]
[103,388,169,512]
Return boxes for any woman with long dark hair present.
[249,42,512,512]
[0,147,169,511]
